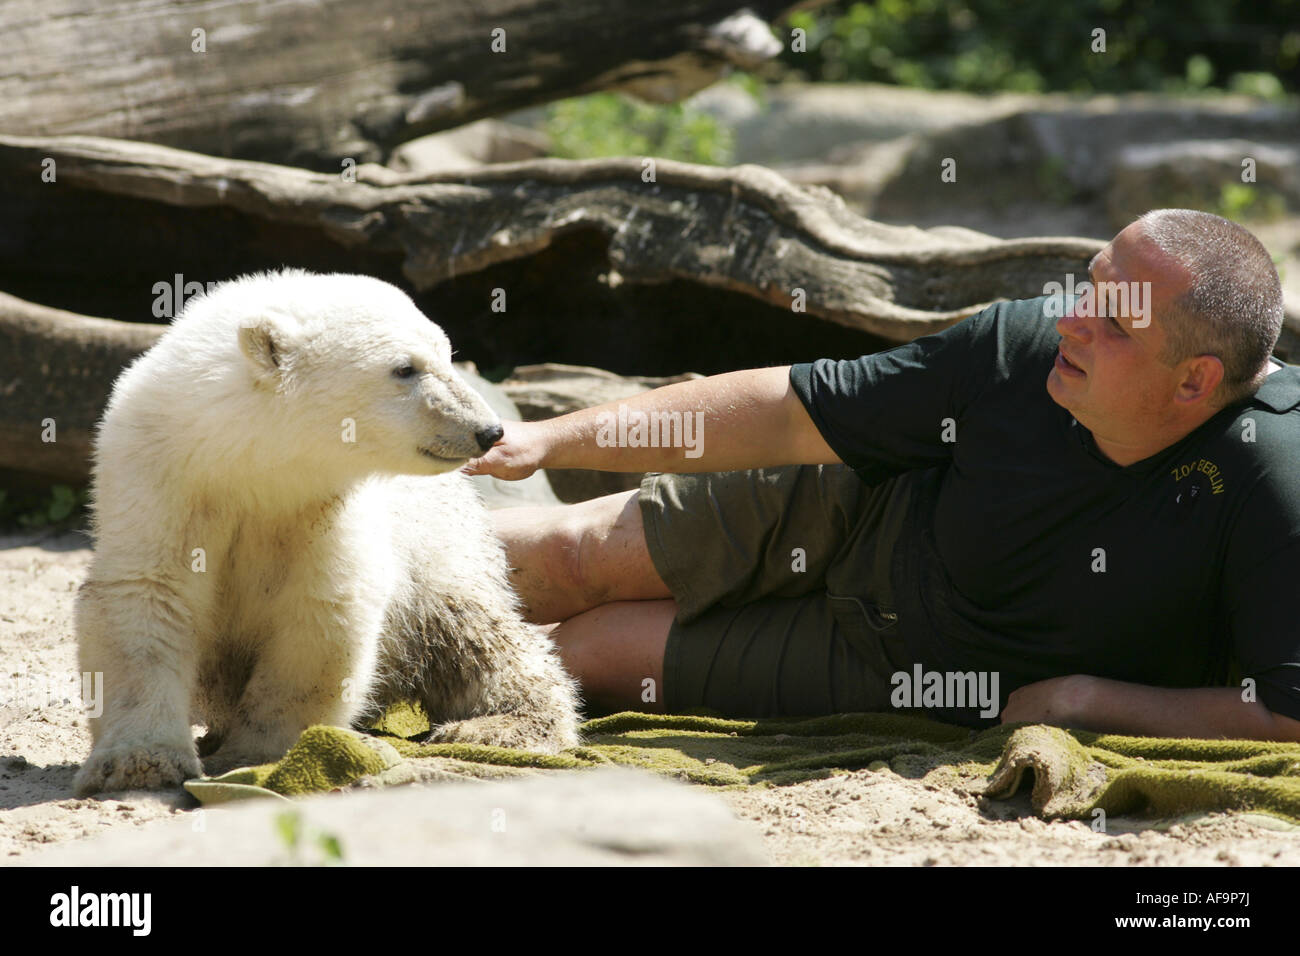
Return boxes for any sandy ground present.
[3,528,1299,866]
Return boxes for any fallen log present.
[0,294,159,485]
[0,134,1104,483]
[0,0,800,169]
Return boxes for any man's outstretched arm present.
[464,366,843,479]
[1001,674,1300,742]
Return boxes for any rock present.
[1106,139,1300,229]
[17,767,768,866]
[502,363,703,418]
[689,82,1037,167]
[388,120,551,175]
[871,100,1298,230]
[712,86,1299,241]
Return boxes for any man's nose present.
[1056,301,1093,341]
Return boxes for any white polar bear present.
[73,270,583,795]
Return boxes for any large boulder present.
[17,766,768,866]
[1106,139,1300,229]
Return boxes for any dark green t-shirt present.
[790,294,1300,727]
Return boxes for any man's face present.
[1045,221,1194,443]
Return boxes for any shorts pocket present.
[828,593,897,631]
[827,592,900,666]
[827,593,903,709]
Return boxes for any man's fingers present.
[461,455,491,476]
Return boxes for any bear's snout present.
[475,423,504,452]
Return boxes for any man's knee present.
[488,503,589,621]
[571,489,669,606]
[491,488,668,619]
[497,495,625,604]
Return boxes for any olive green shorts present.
[638,464,914,718]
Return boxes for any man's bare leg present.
[541,599,677,714]
[490,489,671,624]
[491,489,677,712]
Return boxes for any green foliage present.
[1138,182,1289,231]
[274,809,346,865]
[544,93,736,165]
[782,1,1298,96]
[725,69,768,107]
[0,484,89,530]
[1229,72,1288,99]
[316,832,344,862]
[1215,183,1287,223]
[274,809,301,852]
[1035,155,1076,205]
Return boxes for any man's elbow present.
[1265,709,1300,743]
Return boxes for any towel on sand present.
[183,703,1300,827]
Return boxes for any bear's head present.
[225,271,503,479]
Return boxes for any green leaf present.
[317,832,345,862]
[274,809,302,850]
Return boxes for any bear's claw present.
[74,744,202,796]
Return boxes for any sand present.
[3,528,1298,866]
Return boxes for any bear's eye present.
[392,364,417,380]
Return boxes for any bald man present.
[469,208,1300,742]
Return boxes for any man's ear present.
[238,318,292,381]
[1176,354,1225,405]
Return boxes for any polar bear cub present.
[74,270,582,795]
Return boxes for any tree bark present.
[0,0,804,170]
[0,294,161,485]
[0,134,1106,483]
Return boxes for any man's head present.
[1046,209,1283,463]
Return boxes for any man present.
[467,209,1300,742]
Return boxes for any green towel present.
[185,725,404,804]
[184,703,1300,828]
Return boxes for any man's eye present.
[392,365,417,379]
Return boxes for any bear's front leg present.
[201,601,383,775]
[73,579,203,796]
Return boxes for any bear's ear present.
[238,318,290,381]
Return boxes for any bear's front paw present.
[424,713,578,753]
[74,743,203,796]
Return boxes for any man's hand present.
[461,419,549,481]
[1001,674,1300,742]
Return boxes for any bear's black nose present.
[475,423,504,452]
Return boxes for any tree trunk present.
[0,0,804,170]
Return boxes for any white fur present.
[74,270,582,795]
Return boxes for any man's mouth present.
[1055,347,1085,376]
